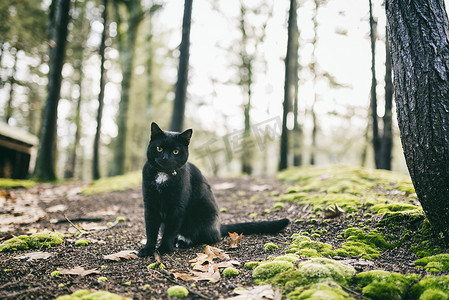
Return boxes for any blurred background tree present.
[0,0,411,181]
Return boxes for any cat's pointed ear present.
[150,122,165,140]
[178,128,193,145]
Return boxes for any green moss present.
[55,290,131,300]
[244,261,261,270]
[0,230,64,252]
[116,216,126,222]
[81,171,141,195]
[273,203,284,211]
[75,239,91,246]
[409,275,449,300]
[97,277,107,282]
[371,203,421,214]
[415,254,449,273]
[222,267,239,277]
[355,270,420,300]
[296,258,356,286]
[287,283,350,300]
[0,178,35,189]
[252,261,295,281]
[147,262,166,270]
[51,271,60,277]
[167,285,189,298]
[263,242,279,252]
[274,254,300,263]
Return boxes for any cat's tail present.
[220,218,289,237]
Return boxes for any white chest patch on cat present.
[155,172,169,185]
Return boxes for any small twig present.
[55,217,103,224]
[338,282,362,297]
[156,269,210,299]
[64,214,85,235]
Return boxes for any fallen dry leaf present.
[14,251,53,262]
[103,250,138,262]
[59,266,100,276]
[175,263,221,282]
[193,260,240,272]
[189,245,231,265]
[228,232,243,249]
[324,203,345,218]
[225,285,276,300]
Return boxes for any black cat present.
[137,122,289,257]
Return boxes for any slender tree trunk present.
[111,0,142,176]
[279,0,297,170]
[34,0,71,181]
[146,12,153,124]
[380,31,393,170]
[93,0,108,180]
[309,0,319,166]
[386,0,449,244]
[292,30,302,167]
[64,67,83,179]
[369,0,381,169]
[5,49,17,123]
[170,0,193,132]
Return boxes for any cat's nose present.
[162,154,169,160]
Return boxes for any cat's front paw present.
[157,244,174,255]
[138,246,155,257]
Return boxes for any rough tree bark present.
[170,0,193,132]
[34,0,71,181]
[386,0,449,244]
[279,0,298,171]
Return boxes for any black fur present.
[138,123,289,257]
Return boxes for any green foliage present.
[0,230,64,252]
[167,286,189,298]
[0,179,35,189]
[415,254,449,273]
[55,289,130,300]
[81,171,141,195]
[355,270,420,300]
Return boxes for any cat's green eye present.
[173,149,179,155]
[156,146,163,152]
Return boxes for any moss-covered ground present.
[1,165,449,299]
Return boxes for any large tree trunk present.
[386,0,449,244]
[279,0,297,171]
[93,0,108,180]
[111,0,142,176]
[170,0,193,132]
[34,0,70,181]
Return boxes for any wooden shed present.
[0,122,38,179]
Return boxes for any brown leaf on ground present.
[228,232,243,249]
[175,263,221,282]
[224,285,277,300]
[103,250,138,262]
[14,251,53,262]
[189,245,231,265]
[59,266,100,276]
[324,203,345,218]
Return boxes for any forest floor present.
[0,166,448,299]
